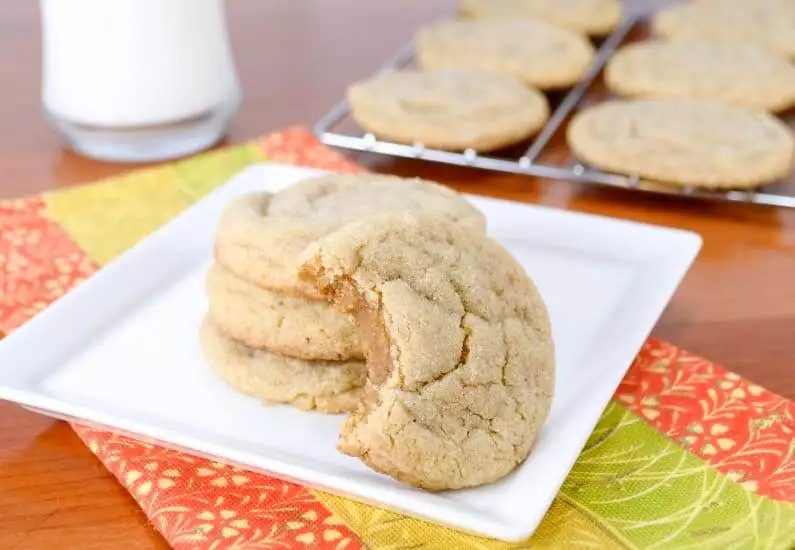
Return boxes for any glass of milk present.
[40,0,242,163]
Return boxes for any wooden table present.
[1,0,793,548]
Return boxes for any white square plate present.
[0,164,701,541]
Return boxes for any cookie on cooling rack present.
[346,68,550,152]
[652,0,795,60]
[459,0,623,37]
[566,99,795,189]
[605,41,795,113]
[199,316,366,414]
[415,19,595,90]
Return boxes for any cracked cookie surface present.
[199,316,366,414]
[214,173,486,298]
[298,213,555,490]
[206,263,362,361]
[415,19,595,90]
[460,0,622,37]
[346,69,550,152]
[605,41,795,113]
[652,0,795,60]
[567,99,795,189]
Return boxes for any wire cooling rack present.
[312,14,795,210]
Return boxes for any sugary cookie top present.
[605,41,795,112]
[214,173,485,298]
[415,18,595,89]
[460,0,623,36]
[346,68,550,152]
[267,173,484,226]
[567,99,795,188]
[347,68,548,118]
[652,0,795,59]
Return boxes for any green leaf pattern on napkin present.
[317,402,795,549]
[560,402,795,549]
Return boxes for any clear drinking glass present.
[40,0,242,163]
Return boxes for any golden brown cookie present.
[206,263,362,361]
[415,19,595,90]
[346,69,550,152]
[299,213,555,491]
[460,0,623,37]
[214,173,486,298]
[604,41,795,113]
[199,316,365,414]
[566,99,795,189]
[652,0,795,59]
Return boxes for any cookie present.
[298,213,555,491]
[652,0,795,60]
[415,19,595,90]
[206,263,362,361]
[566,99,795,189]
[604,41,795,113]
[346,69,550,152]
[214,173,486,298]
[199,316,366,414]
[460,0,622,37]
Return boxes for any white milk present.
[41,0,238,126]
[41,0,240,127]
[40,0,241,162]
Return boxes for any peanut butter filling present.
[333,278,393,406]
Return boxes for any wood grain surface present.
[1,0,794,548]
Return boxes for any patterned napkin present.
[1,127,794,549]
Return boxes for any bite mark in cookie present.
[299,213,555,491]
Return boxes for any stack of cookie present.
[199,172,559,491]
[200,173,486,414]
[346,0,624,153]
[200,263,367,414]
[566,0,795,189]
